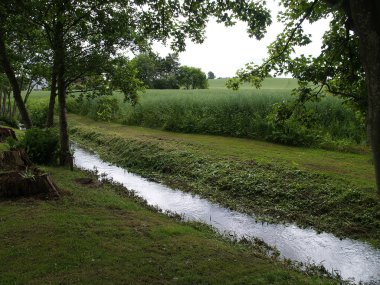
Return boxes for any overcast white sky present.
[153,2,330,78]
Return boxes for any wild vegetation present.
[65,78,366,151]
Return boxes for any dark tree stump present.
[0,127,17,142]
[0,150,33,170]
[0,150,60,199]
[0,171,60,199]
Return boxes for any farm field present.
[29,78,367,152]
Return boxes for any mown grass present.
[68,114,380,248]
[0,150,338,284]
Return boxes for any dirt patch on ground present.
[75,177,102,188]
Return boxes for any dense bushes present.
[67,95,120,122]
[28,102,49,128]
[9,128,60,164]
[119,89,366,149]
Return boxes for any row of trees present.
[132,52,208,89]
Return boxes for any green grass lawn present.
[0,158,337,284]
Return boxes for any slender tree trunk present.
[55,17,71,166]
[350,0,380,194]
[1,90,6,116]
[23,81,33,105]
[12,99,17,117]
[7,91,11,119]
[0,91,2,116]
[46,60,58,128]
[0,29,32,129]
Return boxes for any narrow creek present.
[73,145,380,284]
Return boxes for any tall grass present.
[122,88,287,137]
[64,78,367,149]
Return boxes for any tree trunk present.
[0,29,32,129]
[55,18,71,167]
[46,60,58,128]
[350,0,380,194]
[1,90,6,116]
[0,91,2,116]
[12,99,18,117]
[7,91,11,119]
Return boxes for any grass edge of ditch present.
[69,124,380,249]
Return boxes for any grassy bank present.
[68,114,380,248]
[0,162,338,284]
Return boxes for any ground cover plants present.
[68,115,380,248]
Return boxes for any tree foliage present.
[132,52,208,89]
[208,71,216,80]
[132,52,180,89]
[177,66,208,89]
[227,0,380,193]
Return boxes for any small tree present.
[132,52,158,89]
[178,66,208,89]
[208,71,216,80]
[132,52,180,89]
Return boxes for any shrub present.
[19,128,60,164]
[28,103,49,128]
[266,102,319,146]
[0,116,19,128]
[95,96,120,122]
[152,78,180,89]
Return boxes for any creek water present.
[73,145,380,284]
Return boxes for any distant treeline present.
[131,52,208,89]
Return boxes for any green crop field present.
[53,78,366,151]
[26,78,367,152]
[209,77,299,89]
